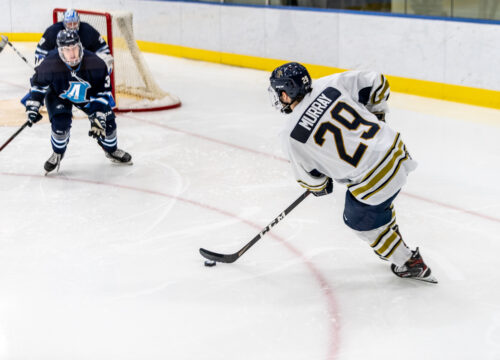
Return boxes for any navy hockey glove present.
[25,100,42,127]
[373,111,386,122]
[88,112,106,139]
[312,178,333,197]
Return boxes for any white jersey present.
[281,70,417,205]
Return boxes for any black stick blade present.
[199,248,238,264]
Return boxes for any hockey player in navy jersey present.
[269,62,437,283]
[35,9,113,72]
[26,30,132,173]
[21,9,113,107]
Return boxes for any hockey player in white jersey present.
[269,62,437,283]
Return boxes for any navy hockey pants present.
[343,190,399,232]
[46,91,117,154]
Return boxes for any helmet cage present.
[57,30,83,67]
[58,43,83,67]
[268,84,282,111]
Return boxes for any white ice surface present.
[1,43,500,360]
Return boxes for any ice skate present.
[104,148,133,165]
[391,247,438,284]
[44,152,63,175]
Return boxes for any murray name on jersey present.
[30,49,114,114]
[291,87,341,143]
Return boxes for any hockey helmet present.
[63,9,80,30]
[57,30,83,67]
[269,62,312,113]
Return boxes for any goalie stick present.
[199,190,311,263]
[0,121,30,152]
[0,35,34,69]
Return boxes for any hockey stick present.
[0,35,34,69]
[0,121,30,152]
[199,190,311,263]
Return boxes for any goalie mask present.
[63,9,80,31]
[57,30,83,67]
[269,62,312,113]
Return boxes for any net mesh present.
[55,9,180,112]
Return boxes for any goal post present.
[53,8,181,112]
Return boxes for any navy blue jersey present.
[35,22,110,65]
[30,49,115,115]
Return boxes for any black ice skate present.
[391,247,438,284]
[44,152,63,175]
[105,148,133,165]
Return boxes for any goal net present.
[53,8,181,112]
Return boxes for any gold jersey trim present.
[297,177,329,191]
[349,134,407,199]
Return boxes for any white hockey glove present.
[25,100,42,127]
[88,112,106,139]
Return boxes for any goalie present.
[35,9,113,72]
[26,30,132,174]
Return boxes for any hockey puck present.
[204,260,217,267]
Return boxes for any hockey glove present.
[25,100,42,127]
[312,178,333,197]
[88,112,107,139]
[372,111,386,122]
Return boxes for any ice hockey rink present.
[1,43,500,360]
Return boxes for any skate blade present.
[44,164,61,176]
[408,274,438,284]
[109,159,133,166]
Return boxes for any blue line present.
[142,0,500,25]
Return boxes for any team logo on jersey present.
[60,80,91,103]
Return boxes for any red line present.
[400,192,500,223]
[124,115,500,225]
[0,172,341,360]
[122,114,289,163]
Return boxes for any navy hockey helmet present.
[56,29,83,67]
[269,62,312,113]
[63,9,80,30]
